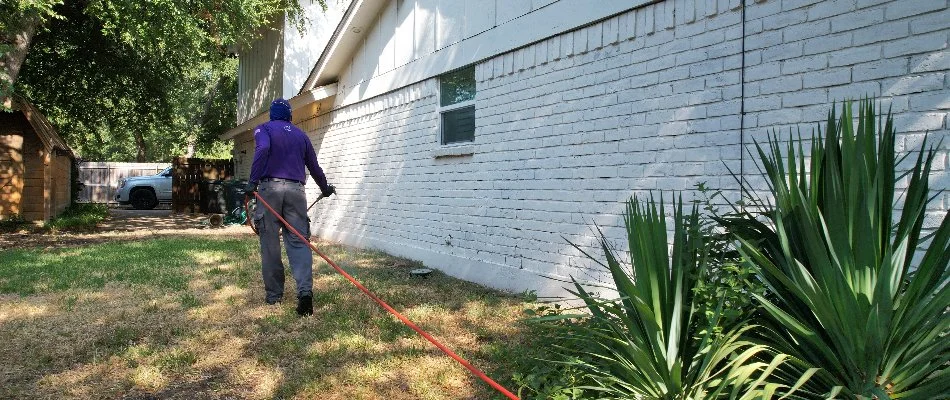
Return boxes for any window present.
[439,66,476,145]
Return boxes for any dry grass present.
[0,234,537,399]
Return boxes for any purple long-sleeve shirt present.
[248,120,330,192]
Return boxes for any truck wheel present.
[130,188,158,210]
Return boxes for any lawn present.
[0,235,540,399]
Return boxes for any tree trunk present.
[134,130,147,162]
[0,17,39,108]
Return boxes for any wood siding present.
[238,20,285,124]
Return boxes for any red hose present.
[251,192,520,400]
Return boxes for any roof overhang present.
[300,0,388,92]
[220,83,338,140]
[13,97,75,159]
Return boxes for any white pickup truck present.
[114,166,173,209]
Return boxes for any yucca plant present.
[547,195,807,399]
[721,100,949,398]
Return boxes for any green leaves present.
[723,100,948,398]
[556,195,799,399]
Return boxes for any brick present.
[746,31,783,50]
[882,73,947,96]
[782,54,828,74]
[746,95,783,112]
[852,20,910,46]
[829,81,881,100]
[910,7,950,34]
[807,0,859,21]
[828,44,883,67]
[760,75,804,95]
[910,91,950,111]
[746,0,784,20]
[894,112,946,131]
[782,0,826,11]
[885,0,947,19]
[762,42,804,62]
[853,58,908,81]
[883,31,949,57]
[803,32,853,55]
[784,19,832,42]
[831,7,885,32]
[782,88,830,107]
[618,10,637,40]
[803,67,853,88]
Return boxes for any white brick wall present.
[297,0,948,298]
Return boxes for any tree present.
[2,0,325,161]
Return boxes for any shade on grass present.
[0,238,257,295]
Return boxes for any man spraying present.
[246,98,335,316]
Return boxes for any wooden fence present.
[77,162,168,204]
[172,157,234,213]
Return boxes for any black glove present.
[321,184,336,197]
[244,182,258,196]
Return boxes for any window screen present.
[439,66,476,145]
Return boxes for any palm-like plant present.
[554,195,805,399]
[722,100,949,398]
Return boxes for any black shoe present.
[266,299,281,305]
[296,295,313,316]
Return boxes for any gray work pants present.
[254,179,313,302]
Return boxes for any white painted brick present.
[853,58,909,81]
[883,31,949,58]
[832,7,886,32]
[618,10,637,41]
[802,31,853,55]
[762,42,804,62]
[783,54,829,74]
[910,91,950,111]
[760,75,804,94]
[588,23,604,50]
[746,31,784,50]
[829,81,881,99]
[782,0,826,11]
[746,0,784,20]
[894,113,946,132]
[885,0,947,19]
[784,19,832,42]
[852,20,910,46]
[828,43,883,67]
[782,88,830,107]
[910,6,950,34]
[803,67,853,88]
[807,0,859,21]
[882,73,947,96]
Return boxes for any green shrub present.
[535,195,808,399]
[46,203,109,232]
[514,300,590,400]
[0,214,29,232]
[720,100,948,398]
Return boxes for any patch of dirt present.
[0,208,255,251]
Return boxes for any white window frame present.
[437,67,476,147]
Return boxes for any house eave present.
[220,83,338,140]
[300,0,388,92]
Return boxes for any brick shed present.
[0,98,75,222]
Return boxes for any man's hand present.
[322,184,336,197]
[245,182,258,196]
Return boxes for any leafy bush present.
[0,214,29,232]
[720,100,948,398]
[46,203,109,232]
[514,300,590,400]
